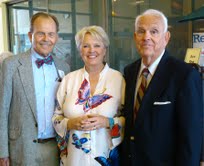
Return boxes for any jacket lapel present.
[125,60,141,126]
[53,55,68,72]
[53,56,61,70]
[135,52,172,126]
[18,51,37,121]
[129,62,141,105]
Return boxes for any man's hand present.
[0,157,9,166]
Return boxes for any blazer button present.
[130,136,135,141]
[35,123,38,127]
[33,139,37,143]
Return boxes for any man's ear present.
[165,31,171,44]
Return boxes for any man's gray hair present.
[135,9,168,33]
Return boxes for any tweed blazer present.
[0,50,70,166]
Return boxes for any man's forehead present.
[138,23,162,30]
[138,16,164,30]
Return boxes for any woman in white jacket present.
[52,25,125,166]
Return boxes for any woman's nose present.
[88,46,95,52]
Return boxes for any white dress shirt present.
[135,50,165,106]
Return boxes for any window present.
[6,0,204,72]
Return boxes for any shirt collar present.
[83,63,109,78]
[140,49,165,76]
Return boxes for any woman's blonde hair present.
[75,25,110,51]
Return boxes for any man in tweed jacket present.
[0,12,70,166]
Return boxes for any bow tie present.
[35,55,53,68]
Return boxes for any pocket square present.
[153,101,171,105]
[58,70,65,78]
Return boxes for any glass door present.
[7,0,94,71]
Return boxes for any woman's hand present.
[67,115,90,131]
[81,114,109,131]
[67,114,110,131]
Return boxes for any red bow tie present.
[35,56,53,68]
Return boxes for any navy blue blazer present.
[121,51,203,166]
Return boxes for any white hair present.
[135,9,168,33]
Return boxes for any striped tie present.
[134,68,149,120]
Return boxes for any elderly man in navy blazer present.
[0,12,70,165]
[121,9,203,166]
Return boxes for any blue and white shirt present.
[31,49,60,139]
